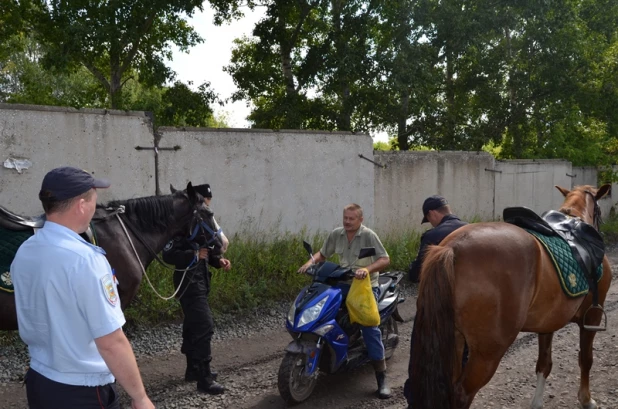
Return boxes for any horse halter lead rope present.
[112,208,219,301]
[584,190,602,231]
[114,214,186,301]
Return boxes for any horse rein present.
[584,190,602,231]
[107,205,220,301]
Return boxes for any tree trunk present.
[398,90,410,150]
[505,25,522,158]
[278,16,296,98]
[444,44,456,149]
[331,0,352,131]
[110,72,122,110]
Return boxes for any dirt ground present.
[0,251,617,409]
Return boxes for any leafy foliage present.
[19,0,209,108]
[226,0,618,166]
[3,0,618,166]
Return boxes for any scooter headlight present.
[287,301,296,324]
[297,296,328,327]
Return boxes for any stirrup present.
[582,305,607,332]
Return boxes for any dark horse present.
[0,182,222,331]
[410,184,612,409]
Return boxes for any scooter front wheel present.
[277,352,319,405]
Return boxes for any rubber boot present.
[372,359,391,399]
[196,358,226,395]
[185,354,217,382]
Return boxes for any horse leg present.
[577,327,598,409]
[530,332,554,409]
[454,349,504,409]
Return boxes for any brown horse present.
[409,184,612,409]
[0,182,222,330]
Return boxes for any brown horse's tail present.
[409,245,456,409]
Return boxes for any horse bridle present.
[102,201,221,301]
[187,209,222,249]
[103,202,220,273]
[584,190,602,231]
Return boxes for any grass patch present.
[381,230,422,271]
[601,212,618,245]
[125,228,422,326]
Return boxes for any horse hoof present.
[580,399,597,409]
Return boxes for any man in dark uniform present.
[404,195,468,407]
[162,187,231,395]
[407,195,468,282]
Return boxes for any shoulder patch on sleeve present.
[100,274,119,306]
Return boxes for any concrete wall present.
[157,128,374,235]
[0,104,155,215]
[572,166,597,188]
[493,159,572,219]
[2,103,616,236]
[374,151,495,233]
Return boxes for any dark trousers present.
[174,267,214,360]
[25,368,120,409]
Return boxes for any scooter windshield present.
[314,261,352,282]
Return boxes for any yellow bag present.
[346,273,380,327]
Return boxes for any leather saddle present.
[0,205,45,231]
[503,207,605,280]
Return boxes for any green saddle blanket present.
[0,226,34,293]
[526,229,603,298]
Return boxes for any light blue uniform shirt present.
[11,221,125,386]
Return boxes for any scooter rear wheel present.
[277,352,319,405]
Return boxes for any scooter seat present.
[377,276,393,303]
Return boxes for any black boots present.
[185,354,198,382]
[372,359,392,399]
[196,358,226,395]
[185,354,217,382]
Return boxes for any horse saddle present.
[0,205,45,231]
[503,207,605,279]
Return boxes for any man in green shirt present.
[298,203,392,399]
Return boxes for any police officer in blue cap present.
[407,195,468,283]
[403,194,468,407]
[11,166,154,409]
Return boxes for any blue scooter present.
[278,241,404,405]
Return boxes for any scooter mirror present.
[303,240,313,255]
[358,247,376,259]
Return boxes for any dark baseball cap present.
[421,195,448,224]
[39,166,110,202]
[193,184,212,199]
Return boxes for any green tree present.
[0,35,106,107]
[226,0,383,131]
[225,0,334,129]
[21,0,206,109]
[0,35,221,127]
